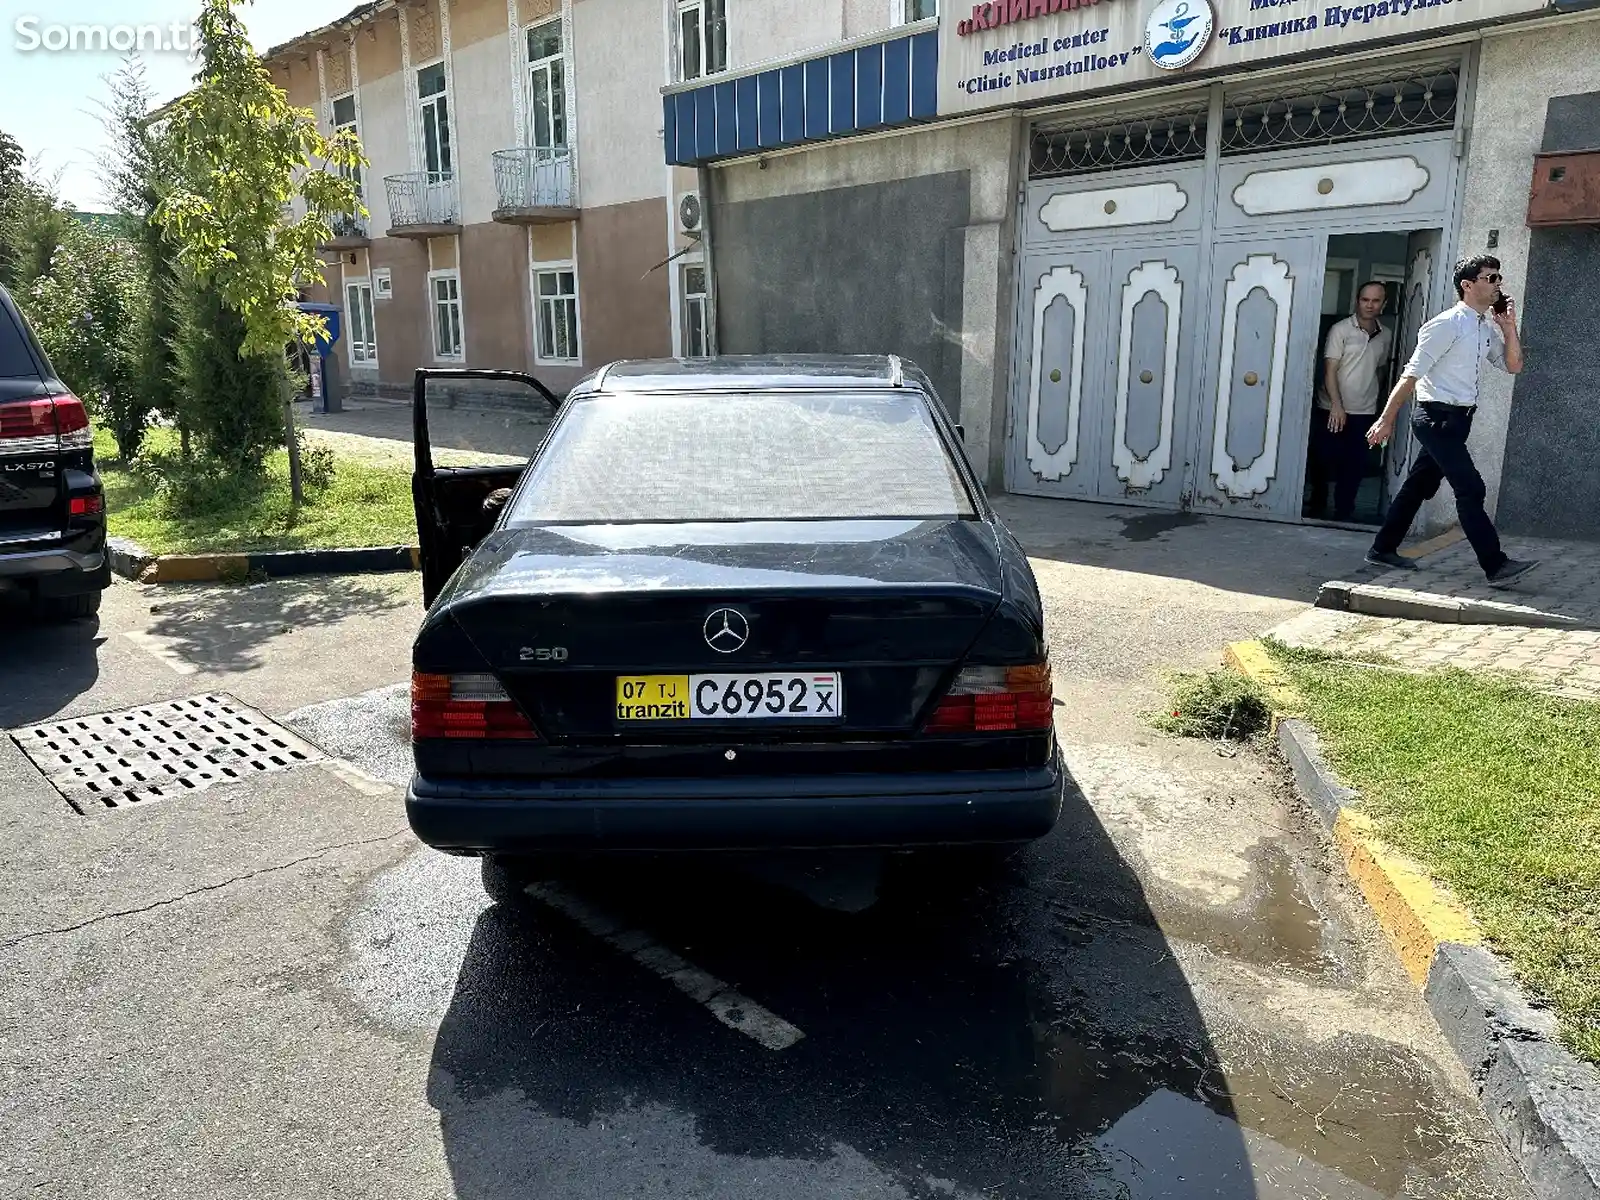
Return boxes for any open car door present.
[412,368,561,606]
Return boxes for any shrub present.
[1152,669,1273,742]
[297,437,336,492]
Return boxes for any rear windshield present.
[0,302,43,379]
[508,391,976,523]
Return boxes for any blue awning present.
[664,28,939,167]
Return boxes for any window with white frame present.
[345,280,378,365]
[526,19,568,154]
[535,267,580,363]
[676,0,726,82]
[417,62,453,182]
[431,271,464,359]
[895,0,936,22]
[682,264,710,358]
[331,93,363,197]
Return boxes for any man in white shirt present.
[1312,281,1392,521]
[1365,255,1537,587]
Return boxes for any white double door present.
[1012,241,1202,510]
[1011,233,1324,519]
[1009,132,1457,520]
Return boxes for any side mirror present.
[954,424,966,441]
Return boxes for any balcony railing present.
[384,171,460,230]
[492,147,577,217]
[321,211,370,246]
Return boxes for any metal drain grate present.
[12,694,325,815]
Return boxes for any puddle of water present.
[1117,511,1206,542]
[1097,1088,1384,1200]
[1032,1020,1477,1199]
[1219,1034,1474,1198]
[1150,841,1331,974]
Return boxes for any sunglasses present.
[1475,273,1504,284]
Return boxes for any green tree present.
[0,134,71,297]
[0,129,21,190]
[0,120,147,458]
[154,0,364,359]
[0,129,25,287]
[96,59,175,459]
[170,280,290,476]
[23,221,145,454]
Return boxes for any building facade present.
[266,0,939,401]
[667,0,1600,538]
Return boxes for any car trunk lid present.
[430,518,1004,741]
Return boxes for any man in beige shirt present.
[1311,281,1392,521]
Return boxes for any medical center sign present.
[939,0,1542,115]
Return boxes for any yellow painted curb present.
[1333,809,1481,984]
[1223,639,1302,722]
[150,554,249,583]
[1225,638,1483,988]
[1399,525,1463,560]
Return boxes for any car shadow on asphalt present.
[423,774,1266,1199]
[0,601,103,728]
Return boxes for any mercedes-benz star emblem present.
[703,608,750,653]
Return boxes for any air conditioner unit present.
[676,191,703,235]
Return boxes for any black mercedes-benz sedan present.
[406,355,1062,881]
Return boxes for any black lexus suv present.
[0,283,109,620]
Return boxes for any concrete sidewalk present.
[1321,535,1600,631]
[1270,606,1600,702]
[295,396,545,467]
[1288,532,1600,701]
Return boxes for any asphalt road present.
[0,500,1529,1199]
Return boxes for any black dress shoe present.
[1365,549,1417,570]
[1487,558,1539,589]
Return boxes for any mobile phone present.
[1493,292,1512,315]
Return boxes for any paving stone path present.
[1269,606,1600,701]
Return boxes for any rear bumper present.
[0,544,108,594]
[406,755,1064,853]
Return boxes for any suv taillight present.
[411,671,540,740]
[924,662,1053,733]
[0,395,91,451]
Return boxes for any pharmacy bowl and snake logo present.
[1144,0,1214,70]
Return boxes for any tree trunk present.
[283,386,303,507]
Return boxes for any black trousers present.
[1313,412,1377,520]
[1372,404,1506,575]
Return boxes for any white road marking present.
[318,757,395,797]
[122,630,197,676]
[527,882,805,1052]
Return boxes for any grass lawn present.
[98,426,418,555]
[1271,649,1600,1064]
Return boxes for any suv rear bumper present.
[0,544,108,595]
[406,754,1064,853]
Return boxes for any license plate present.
[615,673,843,721]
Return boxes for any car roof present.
[570,354,937,397]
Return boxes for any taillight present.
[411,671,539,740]
[52,396,92,450]
[0,395,91,451]
[69,495,104,516]
[924,662,1053,734]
